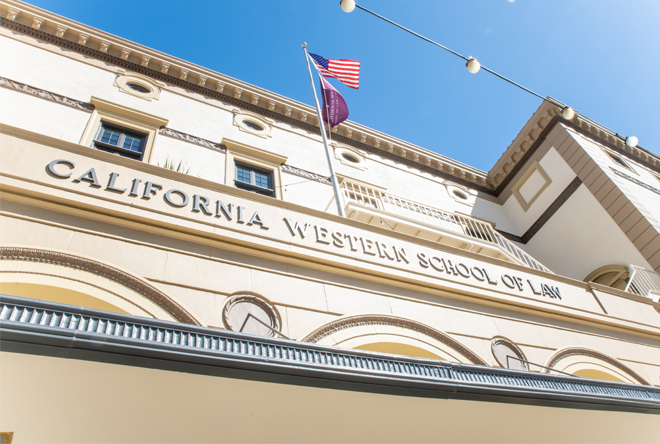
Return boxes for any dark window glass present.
[93,122,146,160]
[126,82,151,93]
[607,152,633,171]
[342,153,359,163]
[243,121,264,131]
[234,162,274,197]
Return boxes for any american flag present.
[309,53,360,89]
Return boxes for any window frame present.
[80,97,169,164]
[222,138,286,200]
[93,121,148,160]
[234,161,275,197]
[604,149,636,174]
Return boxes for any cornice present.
[0,2,491,192]
[3,294,660,413]
[489,101,660,194]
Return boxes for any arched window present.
[584,265,631,291]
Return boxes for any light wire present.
[354,3,565,108]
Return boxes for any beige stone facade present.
[1,1,660,442]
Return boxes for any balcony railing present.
[625,265,660,300]
[341,181,551,273]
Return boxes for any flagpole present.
[302,42,346,218]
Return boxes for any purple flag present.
[320,76,349,128]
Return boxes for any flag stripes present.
[310,53,360,89]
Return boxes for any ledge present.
[2,294,659,414]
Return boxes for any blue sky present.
[29,0,660,172]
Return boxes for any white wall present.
[524,185,651,280]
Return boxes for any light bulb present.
[625,136,638,148]
[340,0,356,13]
[561,106,574,120]
[466,58,480,74]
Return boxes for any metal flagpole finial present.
[302,42,307,49]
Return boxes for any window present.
[235,162,274,197]
[93,122,147,160]
[222,138,286,200]
[80,97,169,164]
[114,71,162,101]
[605,150,635,173]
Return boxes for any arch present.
[301,314,487,365]
[584,264,631,291]
[543,347,650,385]
[0,246,203,326]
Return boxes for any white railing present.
[341,181,551,273]
[625,265,660,300]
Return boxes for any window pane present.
[254,171,270,188]
[122,135,143,152]
[100,129,121,146]
[236,166,251,183]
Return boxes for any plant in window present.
[158,156,191,174]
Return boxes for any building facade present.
[1,1,660,442]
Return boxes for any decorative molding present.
[544,347,650,385]
[179,69,189,81]
[158,127,226,153]
[610,167,660,196]
[497,176,582,244]
[491,336,527,370]
[281,164,331,185]
[77,32,89,46]
[120,48,131,60]
[30,16,43,29]
[140,55,151,67]
[0,247,200,325]
[222,294,281,337]
[160,62,170,74]
[99,40,110,53]
[301,314,487,365]
[55,25,67,38]
[6,7,19,21]
[0,17,494,193]
[197,75,207,88]
[493,115,660,196]
[0,76,94,112]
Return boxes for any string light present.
[338,1,640,148]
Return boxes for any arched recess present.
[543,347,650,385]
[0,247,203,326]
[301,314,487,365]
[584,265,631,291]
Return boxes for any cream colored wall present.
[501,147,576,235]
[523,186,651,280]
[150,136,226,183]
[2,197,659,384]
[2,352,659,444]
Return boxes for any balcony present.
[340,180,551,273]
[626,265,660,301]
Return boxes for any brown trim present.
[495,116,660,196]
[497,177,582,244]
[0,247,201,325]
[0,17,492,194]
[300,314,487,365]
[544,347,650,385]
